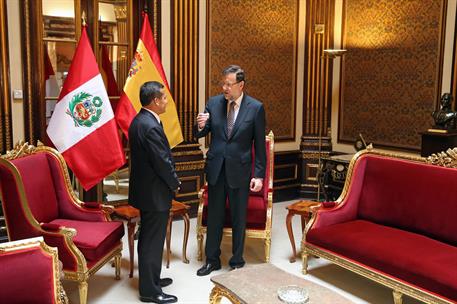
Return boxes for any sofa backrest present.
[357,154,457,246]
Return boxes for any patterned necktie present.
[227,101,235,137]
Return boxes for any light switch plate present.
[13,89,23,99]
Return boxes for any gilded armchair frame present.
[0,236,68,304]
[0,142,122,304]
[196,131,274,263]
[301,147,457,304]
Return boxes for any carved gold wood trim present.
[426,147,457,168]
[175,160,205,171]
[304,245,453,304]
[209,284,241,304]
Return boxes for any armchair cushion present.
[50,219,124,261]
[307,219,457,301]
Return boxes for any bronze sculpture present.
[432,93,457,130]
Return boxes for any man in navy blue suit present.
[129,81,180,303]
[195,65,266,276]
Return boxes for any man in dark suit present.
[195,65,266,276]
[129,81,180,303]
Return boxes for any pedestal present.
[420,131,457,157]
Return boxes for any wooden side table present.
[113,200,190,278]
[286,200,321,263]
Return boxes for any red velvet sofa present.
[302,148,457,304]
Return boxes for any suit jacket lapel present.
[228,94,250,140]
[221,97,228,140]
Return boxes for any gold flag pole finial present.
[82,11,86,27]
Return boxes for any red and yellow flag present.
[115,13,183,148]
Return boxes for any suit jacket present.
[195,94,266,188]
[128,109,180,211]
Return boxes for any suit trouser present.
[138,210,169,297]
[205,165,250,267]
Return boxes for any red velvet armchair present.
[0,237,68,304]
[0,142,124,304]
[197,131,274,262]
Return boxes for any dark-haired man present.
[129,81,180,303]
[195,65,266,276]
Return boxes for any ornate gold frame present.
[196,131,275,262]
[0,237,68,304]
[0,142,122,304]
[209,284,241,304]
[301,147,455,304]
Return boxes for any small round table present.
[285,200,321,263]
[114,200,190,278]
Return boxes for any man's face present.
[154,89,168,114]
[221,73,243,101]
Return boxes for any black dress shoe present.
[139,292,177,303]
[230,263,245,270]
[196,263,221,276]
[159,277,173,287]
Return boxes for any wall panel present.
[206,0,299,141]
[340,0,447,150]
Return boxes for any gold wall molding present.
[340,0,447,151]
[206,0,299,141]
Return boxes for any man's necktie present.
[227,101,235,137]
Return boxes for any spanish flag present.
[115,13,183,148]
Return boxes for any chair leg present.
[166,215,173,268]
[78,281,88,304]
[114,254,121,280]
[264,237,271,263]
[302,251,308,275]
[182,213,190,264]
[197,231,203,261]
[393,290,403,304]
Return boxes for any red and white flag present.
[47,25,125,190]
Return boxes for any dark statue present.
[432,93,457,130]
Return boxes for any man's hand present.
[197,112,210,129]
[250,178,263,192]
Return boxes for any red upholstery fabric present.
[307,220,457,302]
[0,164,42,241]
[45,153,106,222]
[202,195,267,229]
[50,219,124,261]
[12,153,59,223]
[0,247,56,303]
[357,155,457,246]
[201,138,272,230]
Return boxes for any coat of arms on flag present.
[66,92,103,127]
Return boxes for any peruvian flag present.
[47,25,126,190]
